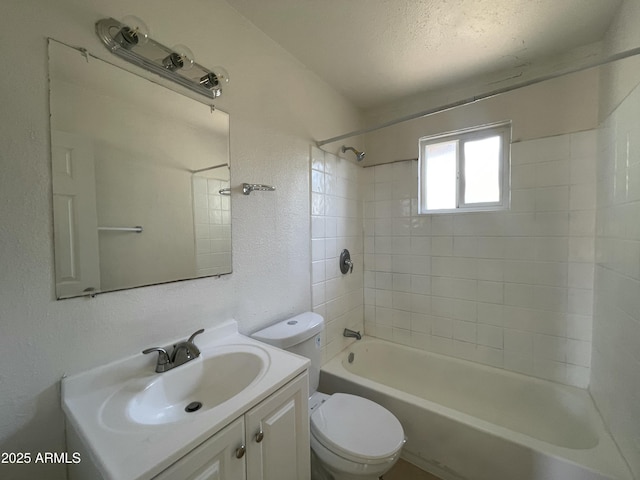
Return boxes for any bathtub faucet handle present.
[340,249,354,274]
[343,328,361,340]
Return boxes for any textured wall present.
[0,1,361,478]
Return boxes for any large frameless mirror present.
[48,40,231,299]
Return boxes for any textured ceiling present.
[226,0,622,110]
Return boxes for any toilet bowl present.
[252,312,405,480]
[309,392,404,480]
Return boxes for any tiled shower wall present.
[193,176,232,276]
[591,81,640,476]
[310,147,364,362]
[362,131,597,387]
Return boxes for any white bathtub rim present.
[321,337,632,480]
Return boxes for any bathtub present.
[319,337,632,480]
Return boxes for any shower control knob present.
[340,249,354,274]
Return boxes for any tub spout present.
[343,328,361,340]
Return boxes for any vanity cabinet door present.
[153,417,246,480]
[245,372,310,480]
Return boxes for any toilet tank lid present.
[251,312,324,349]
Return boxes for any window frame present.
[418,121,511,214]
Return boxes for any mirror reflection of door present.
[51,130,101,297]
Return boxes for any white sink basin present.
[62,320,309,480]
[102,347,267,427]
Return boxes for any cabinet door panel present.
[154,417,245,480]
[245,373,310,480]
[262,398,297,479]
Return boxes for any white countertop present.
[62,320,309,480]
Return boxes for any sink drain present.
[185,401,202,413]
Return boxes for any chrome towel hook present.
[242,183,276,195]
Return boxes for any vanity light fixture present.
[96,17,229,99]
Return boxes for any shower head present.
[341,145,365,161]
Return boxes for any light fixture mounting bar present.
[95,18,226,100]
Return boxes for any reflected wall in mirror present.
[48,40,231,299]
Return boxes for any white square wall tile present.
[510,141,538,165]
[478,281,504,304]
[311,193,325,215]
[477,302,504,326]
[534,134,571,162]
[504,329,533,354]
[567,288,593,315]
[565,364,590,388]
[569,185,596,210]
[571,130,598,158]
[311,261,326,284]
[411,313,431,334]
[432,237,453,256]
[411,294,431,314]
[432,317,453,338]
[570,155,596,185]
[311,146,325,171]
[477,324,503,349]
[569,237,594,262]
[311,239,326,262]
[511,164,537,188]
[476,345,504,368]
[325,174,337,196]
[533,358,567,384]
[452,299,477,322]
[312,283,325,307]
[535,186,569,212]
[568,263,594,289]
[537,160,570,187]
[392,274,411,292]
[392,310,412,329]
[566,338,591,367]
[311,170,325,193]
[311,216,325,239]
[454,320,477,343]
[533,334,566,362]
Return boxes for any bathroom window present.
[418,122,511,214]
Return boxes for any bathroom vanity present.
[62,320,310,480]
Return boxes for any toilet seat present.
[310,393,404,465]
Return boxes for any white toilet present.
[252,312,404,480]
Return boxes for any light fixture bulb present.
[116,15,149,49]
[212,66,230,86]
[162,44,195,71]
[199,66,230,96]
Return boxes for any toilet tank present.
[251,312,324,396]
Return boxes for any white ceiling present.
[226,0,622,111]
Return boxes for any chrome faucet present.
[343,328,361,340]
[143,328,204,373]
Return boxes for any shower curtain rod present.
[316,45,640,147]
[191,163,228,174]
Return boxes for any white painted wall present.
[362,67,600,166]
[0,0,362,478]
